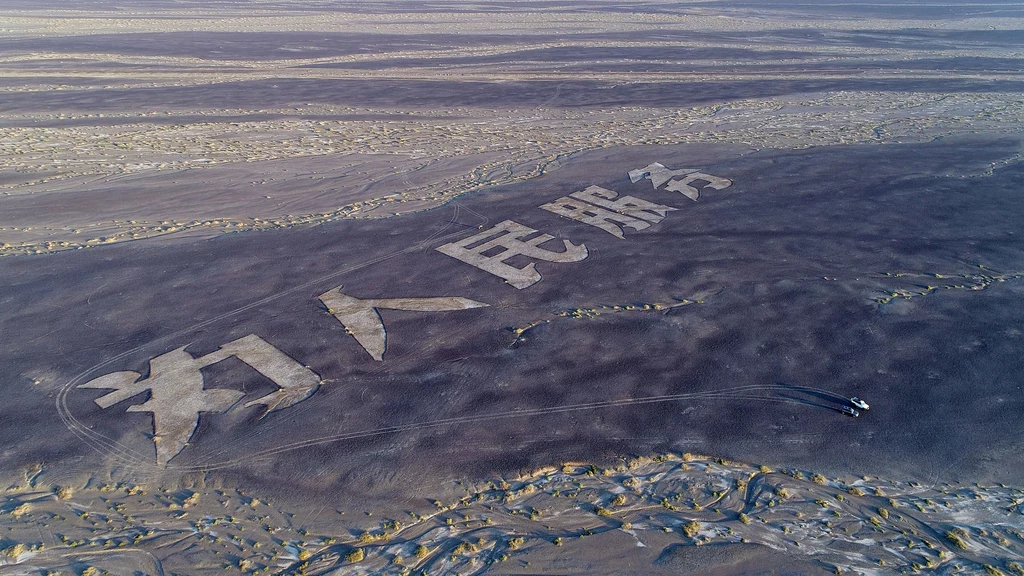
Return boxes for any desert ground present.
[2,1,1024,574]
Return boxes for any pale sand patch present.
[2,453,1021,575]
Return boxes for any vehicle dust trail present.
[536,82,566,109]
[180,384,850,473]
[55,204,484,473]
[185,386,775,469]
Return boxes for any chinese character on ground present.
[540,185,677,238]
[628,162,732,201]
[79,334,320,466]
[436,220,588,289]
[319,287,488,361]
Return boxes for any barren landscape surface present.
[1,1,1023,575]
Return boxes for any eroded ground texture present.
[1,1,1023,575]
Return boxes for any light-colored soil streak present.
[509,290,719,346]
[2,0,1024,257]
[2,94,1022,257]
[874,268,1024,306]
[2,454,1022,575]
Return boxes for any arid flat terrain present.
[2,1,1024,575]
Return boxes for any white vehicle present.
[849,397,870,411]
[840,406,860,417]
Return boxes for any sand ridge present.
[2,453,1022,575]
